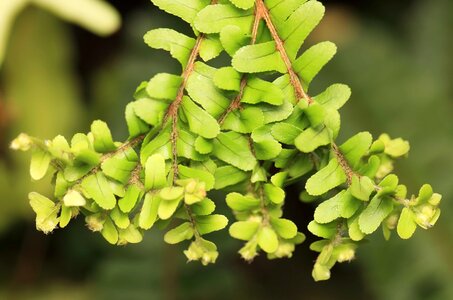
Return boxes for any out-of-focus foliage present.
[0,0,452,299]
[0,0,120,68]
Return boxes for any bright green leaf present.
[91,120,116,153]
[397,207,417,239]
[81,173,116,210]
[258,227,279,253]
[139,192,161,229]
[182,96,220,139]
[350,175,375,201]
[306,158,347,196]
[195,214,228,235]
[145,154,167,190]
[30,149,51,180]
[359,196,393,234]
[164,222,194,244]
[146,73,182,100]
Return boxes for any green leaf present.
[139,192,161,229]
[181,96,220,139]
[151,0,210,24]
[219,25,251,56]
[295,125,331,153]
[199,35,223,61]
[30,149,51,180]
[312,263,331,282]
[229,0,255,10]
[55,172,70,198]
[314,191,343,224]
[195,214,228,235]
[101,149,138,184]
[262,101,294,126]
[229,221,260,240]
[146,73,182,101]
[59,205,72,228]
[379,134,410,157]
[271,123,302,145]
[242,77,284,105]
[178,165,215,191]
[29,192,60,234]
[145,154,167,190]
[118,184,142,213]
[350,175,375,201]
[159,186,185,201]
[195,4,254,34]
[214,165,248,189]
[348,216,365,241]
[177,129,207,161]
[132,98,169,126]
[158,197,182,220]
[101,217,118,245]
[270,218,297,239]
[125,103,149,137]
[144,28,195,68]
[314,84,351,111]
[270,172,288,188]
[417,184,433,204]
[164,222,194,244]
[274,0,325,60]
[186,62,230,118]
[258,227,279,253]
[377,174,399,196]
[359,196,393,234]
[339,132,372,168]
[212,132,256,171]
[213,67,241,91]
[251,126,282,160]
[302,104,325,129]
[118,225,143,244]
[397,207,417,239]
[194,136,213,154]
[340,190,362,218]
[232,41,286,73]
[91,120,116,153]
[264,184,285,204]
[226,192,260,211]
[307,220,337,239]
[63,190,86,207]
[306,158,347,196]
[81,173,116,210]
[222,106,264,133]
[191,198,216,216]
[295,41,336,89]
[110,207,130,229]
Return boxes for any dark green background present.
[0,0,452,299]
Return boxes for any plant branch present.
[332,143,354,184]
[218,4,262,125]
[256,0,313,104]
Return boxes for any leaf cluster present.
[11,0,441,281]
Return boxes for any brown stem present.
[332,143,354,184]
[73,133,145,186]
[256,0,313,104]
[164,34,205,181]
[218,4,263,125]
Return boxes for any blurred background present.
[0,0,452,299]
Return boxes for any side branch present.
[164,34,205,180]
[332,143,354,184]
[256,0,313,104]
[218,4,262,124]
